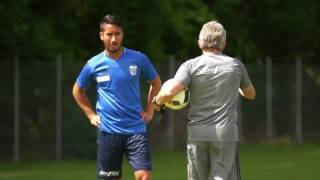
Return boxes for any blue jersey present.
[76,48,158,134]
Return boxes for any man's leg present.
[97,131,124,180]
[225,142,241,180]
[208,142,239,180]
[126,133,152,180]
[134,170,152,180]
[187,141,210,180]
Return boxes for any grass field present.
[1,144,320,180]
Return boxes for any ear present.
[198,40,202,48]
[99,31,104,41]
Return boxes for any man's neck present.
[202,48,223,55]
[105,47,124,60]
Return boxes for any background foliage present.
[1,0,319,63]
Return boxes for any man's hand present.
[141,111,153,124]
[73,83,100,127]
[89,114,101,127]
[154,104,163,112]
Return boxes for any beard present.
[106,43,121,53]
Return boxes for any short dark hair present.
[100,14,122,31]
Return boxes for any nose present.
[111,35,116,42]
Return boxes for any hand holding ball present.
[164,88,190,110]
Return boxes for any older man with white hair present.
[154,20,256,180]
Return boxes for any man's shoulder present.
[182,56,202,67]
[221,54,235,61]
[183,56,201,64]
[124,48,147,58]
[221,54,242,63]
[87,51,105,65]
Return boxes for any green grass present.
[240,144,320,180]
[1,144,320,180]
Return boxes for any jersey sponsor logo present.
[96,75,110,82]
[129,65,138,76]
[197,66,235,74]
[99,170,120,177]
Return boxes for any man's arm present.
[141,75,162,122]
[239,85,256,100]
[155,79,185,106]
[72,82,100,127]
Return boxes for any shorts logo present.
[99,170,120,177]
[129,65,138,76]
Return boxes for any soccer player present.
[154,20,256,180]
[72,14,161,180]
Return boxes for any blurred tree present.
[0,0,319,63]
[237,0,320,63]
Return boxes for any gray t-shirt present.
[174,53,252,142]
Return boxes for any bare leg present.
[134,170,152,180]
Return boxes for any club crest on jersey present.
[129,65,138,76]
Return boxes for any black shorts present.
[97,131,152,179]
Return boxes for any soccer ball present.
[164,88,190,110]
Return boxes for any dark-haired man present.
[73,14,161,180]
